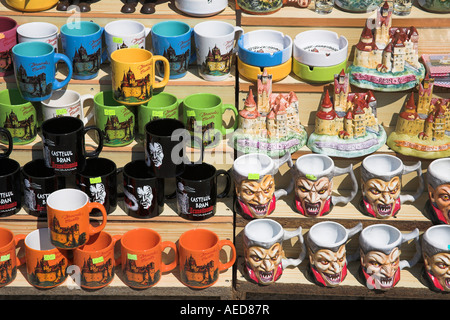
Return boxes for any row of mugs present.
[244,218,450,292]
[0,225,235,290]
[0,88,237,148]
[233,152,449,225]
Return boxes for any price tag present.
[56,109,68,116]
[92,256,104,264]
[127,253,137,260]
[306,174,317,181]
[152,111,164,117]
[0,254,10,262]
[113,37,123,44]
[248,173,260,180]
[44,254,55,261]
[187,110,196,117]
[90,177,102,184]
[104,109,115,116]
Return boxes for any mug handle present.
[216,169,231,198]
[400,161,424,204]
[52,53,73,91]
[232,27,244,54]
[0,128,13,158]
[87,202,108,236]
[218,239,236,272]
[281,226,306,269]
[331,164,358,206]
[274,152,294,200]
[220,103,239,136]
[399,228,421,270]
[160,241,178,273]
[345,223,363,262]
[14,234,26,266]
[83,125,104,158]
[152,55,170,89]
[80,94,94,125]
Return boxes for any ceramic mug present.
[0,227,25,288]
[175,162,231,221]
[193,21,243,81]
[104,20,150,59]
[151,21,193,79]
[0,155,21,217]
[0,127,13,158]
[12,42,72,102]
[292,154,358,217]
[41,116,103,175]
[17,22,59,52]
[425,158,450,225]
[24,228,69,289]
[233,152,293,219]
[183,93,238,148]
[0,88,37,145]
[307,221,362,287]
[46,188,108,249]
[76,157,120,215]
[422,225,450,292]
[93,91,135,147]
[122,159,165,219]
[137,92,180,139]
[175,0,228,16]
[360,154,424,219]
[22,158,65,217]
[243,219,304,285]
[0,17,18,77]
[119,228,177,289]
[41,89,93,125]
[110,48,170,106]
[60,21,104,80]
[72,231,122,290]
[359,224,420,290]
[178,228,236,289]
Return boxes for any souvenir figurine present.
[386,76,450,159]
[347,2,425,92]
[56,0,93,12]
[120,0,155,14]
[231,70,307,157]
[307,69,386,158]
[424,158,450,225]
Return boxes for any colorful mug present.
[360,154,424,219]
[0,227,25,288]
[425,158,450,225]
[0,155,21,217]
[0,17,18,77]
[119,228,177,289]
[233,152,293,219]
[12,42,72,102]
[110,48,170,106]
[292,154,358,217]
[0,88,37,145]
[17,22,59,52]
[178,228,236,289]
[46,188,108,249]
[104,20,150,59]
[243,219,304,285]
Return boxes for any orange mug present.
[178,228,236,289]
[24,228,69,289]
[119,228,177,289]
[46,188,107,250]
[0,227,25,288]
[72,231,122,290]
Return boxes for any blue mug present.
[61,21,104,80]
[12,42,72,102]
[151,21,193,79]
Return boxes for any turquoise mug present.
[12,42,72,102]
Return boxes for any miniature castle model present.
[354,2,420,74]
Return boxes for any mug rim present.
[24,227,57,252]
[0,158,20,178]
[294,153,334,176]
[244,219,283,244]
[179,228,219,251]
[0,227,14,249]
[17,22,58,39]
[177,162,216,182]
[105,19,146,36]
[151,20,191,37]
[359,224,402,252]
[77,157,117,178]
[41,116,84,136]
[61,21,102,37]
[0,16,17,33]
[361,154,403,179]
[110,47,152,63]
[308,221,348,248]
[143,92,178,110]
[0,88,31,107]
[121,227,162,252]
[145,118,185,137]
[423,224,450,252]
[75,231,113,253]
[194,21,236,37]
[427,157,450,181]
[22,158,57,179]
[233,153,275,178]
[46,188,89,211]
[183,93,222,110]
[41,89,80,108]
[12,41,54,57]
[123,159,157,181]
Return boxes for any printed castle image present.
[50,216,86,249]
[163,45,189,75]
[103,115,134,143]
[30,256,66,287]
[182,255,216,286]
[124,259,159,287]
[81,256,113,287]
[17,64,52,98]
[202,45,232,75]
[117,68,152,102]
[72,44,101,75]
[3,109,36,142]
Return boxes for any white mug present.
[104,20,151,59]
[175,0,228,17]
[17,22,59,52]
[193,21,243,81]
[41,89,93,125]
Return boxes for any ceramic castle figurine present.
[386,75,450,159]
[307,69,386,158]
[347,1,425,91]
[231,70,307,157]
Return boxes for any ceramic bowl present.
[174,0,228,16]
[238,57,292,82]
[6,0,58,11]
[418,0,450,12]
[237,30,292,68]
[334,0,382,12]
[293,59,347,83]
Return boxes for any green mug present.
[94,91,136,147]
[138,92,181,139]
[0,89,37,145]
[182,93,238,148]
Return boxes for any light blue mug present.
[12,42,72,102]
[61,21,104,80]
[151,20,194,79]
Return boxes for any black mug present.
[41,116,103,175]
[0,129,20,216]
[22,158,66,217]
[76,157,119,215]
[144,118,188,178]
[123,159,165,219]
[175,162,231,221]
[0,127,13,159]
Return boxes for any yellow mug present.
[110,48,170,106]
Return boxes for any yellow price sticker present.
[44,254,55,261]
[56,109,68,115]
[248,173,260,180]
[90,177,102,184]
[0,254,10,262]
[127,253,137,260]
[187,110,196,117]
[104,109,116,116]
[92,256,104,264]
[113,37,123,44]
